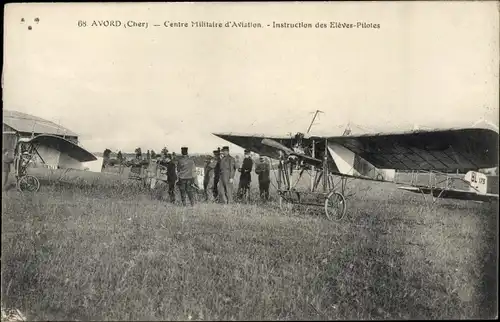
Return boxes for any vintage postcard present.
[2,2,498,321]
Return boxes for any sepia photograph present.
[2,2,498,320]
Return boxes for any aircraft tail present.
[464,170,499,195]
[464,170,488,194]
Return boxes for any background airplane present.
[3,132,97,192]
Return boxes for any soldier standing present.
[163,153,177,203]
[3,149,14,190]
[237,149,253,201]
[218,146,236,204]
[213,149,221,201]
[177,147,196,206]
[203,155,217,201]
[255,156,271,201]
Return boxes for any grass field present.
[1,167,498,320]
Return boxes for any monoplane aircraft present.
[213,127,499,219]
[3,133,97,192]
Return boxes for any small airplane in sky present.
[213,124,499,219]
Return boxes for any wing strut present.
[32,143,46,164]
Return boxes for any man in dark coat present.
[213,149,221,201]
[218,146,236,204]
[177,147,196,206]
[255,156,271,201]
[165,153,177,203]
[237,149,253,201]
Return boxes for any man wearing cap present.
[177,147,196,206]
[213,148,221,201]
[237,149,253,201]
[164,153,177,203]
[255,156,271,201]
[203,155,217,201]
[218,146,237,204]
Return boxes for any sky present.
[3,2,499,154]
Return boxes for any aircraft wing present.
[326,128,498,171]
[28,134,97,162]
[213,128,498,172]
[212,132,295,159]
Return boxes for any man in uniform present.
[218,146,237,204]
[165,153,177,203]
[213,149,221,201]
[177,147,196,206]
[237,149,253,201]
[255,156,271,201]
[3,148,14,191]
[203,155,217,201]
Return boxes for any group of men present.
[146,145,271,206]
[202,147,271,204]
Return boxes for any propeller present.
[261,138,323,165]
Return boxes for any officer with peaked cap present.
[163,153,177,202]
[218,146,236,204]
[213,148,221,201]
[255,156,271,201]
[177,146,196,206]
[237,149,253,201]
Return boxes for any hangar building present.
[3,110,79,151]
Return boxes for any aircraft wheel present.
[324,191,346,220]
[17,175,40,193]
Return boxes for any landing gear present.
[324,191,346,220]
[17,175,40,193]
[274,138,352,221]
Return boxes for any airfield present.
[1,166,497,320]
